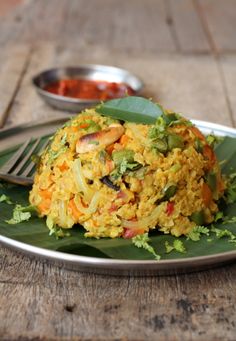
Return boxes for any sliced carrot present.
[68,198,83,221]
[190,126,205,141]
[119,134,129,146]
[202,182,212,206]
[58,161,69,172]
[203,144,216,168]
[217,176,225,193]
[106,159,114,173]
[123,228,145,239]
[70,126,78,133]
[39,189,52,200]
[106,143,115,155]
[79,123,90,129]
[38,198,51,213]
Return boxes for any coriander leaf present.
[214,211,224,222]
[211,226,236,241]
[223,216,236,224]
[165,241,174,253]
[206,134,224,147]
[132,233,160,260]
[5,204,36,224]
[47,215,70,239]
[0,194,12,204]
[165,240,186,253]
[49,226,70,239]
[173,240,186,253]
[225,172,236,204]
[187,226,209,241]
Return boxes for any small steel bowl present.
[32,65,144,112]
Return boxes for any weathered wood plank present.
[0,0,24,17]
[0,246,235,340]
[0,45,31,128]
[169,0,210,53]
[220,55,236,127]
[198,0,236,53]
[0,0,176,53]
[57,46,232,126]
[6,43,66,127]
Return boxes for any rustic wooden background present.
[0,1,236,340]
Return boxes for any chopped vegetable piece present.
[6,204,36,225]
[187,226,209,241]
[190,211,205,225]
[100,176,120,191]
[166,202,175,216]
[0,194,12,204]
[132,233,161,260]
[167,134,184,150]
[165,240,186,253]
[163,184,177,201]
[202,182,212,206]
[112,149,135,165]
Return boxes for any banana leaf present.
[0,136,236,261]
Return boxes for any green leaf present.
[96,96,164,124]
[187,226,209,241]
[165,240,186,253]
[5,204,34,224]
[132,233,161,260]
[0,194,12,204]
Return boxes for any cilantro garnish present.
[6,204,36,225]
[187,226,210,241]
[132,233,160,260]
[225,172,236,204]
[206,134,224,147]
[0,194,12,204]
[211,226,236,243]
[165,240,186,254]
[47,216,70,239]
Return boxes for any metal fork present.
[0,137,49,186]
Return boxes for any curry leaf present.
[96,96,164,124]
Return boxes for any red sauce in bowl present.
[44,79,135,100]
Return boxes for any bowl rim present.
[32,64,144,104]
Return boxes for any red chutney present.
[44,79,135,100]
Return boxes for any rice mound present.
[29,106,225,239]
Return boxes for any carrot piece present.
[190,126,205,141]
[123,228,145,239]
[68,199,83,221]
[106,143,115,155]
[39,189,52,200]
[58,161,69,172]
[202,182,212,206]
[106,159,114,172]
[70,126,78,133]
[79,123,90,129]
[119,134,129,146]
[38,199,51,213]
[202,144,216,163]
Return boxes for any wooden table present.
[0,1,236,340]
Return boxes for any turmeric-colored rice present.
[29,105,224,239]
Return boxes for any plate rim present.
[1,117,236,274]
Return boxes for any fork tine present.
[0,138,32,173]
[12,138,41,175]
[21,138,49,177]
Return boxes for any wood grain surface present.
[0,1,236,340]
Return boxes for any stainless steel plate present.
[32,65,144,112]
[0,118,236,276]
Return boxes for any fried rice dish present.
[29,100,225,239]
